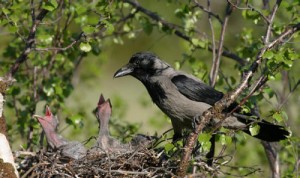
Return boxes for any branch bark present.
[264,0,282,44]
[261,141,280,178]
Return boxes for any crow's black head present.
[114,52,170,81]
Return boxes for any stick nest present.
[16,147,178,177]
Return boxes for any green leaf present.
[39,34,53,44]
[140,18,153,35]
[272,111,288,122]
[197,133,212,152]
[198,133,212,142]
[103,20,114,35]
[191,38,206,48]
[263,51,274,59]
[8,26,18,33]
[66,115,84,128]
[82,25,95,34]
[174,61,181,70]
[219,134,232,145]
[201,141,212,152]
[2,8,10,15]
[42,0,58,11]
[79,42,92,52]
[43,86,54,96]
[281,111,289,121]
[249,123,260,136]
[263,87,275,98]
[164,143,175,152]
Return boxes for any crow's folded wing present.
[171,74,224,106]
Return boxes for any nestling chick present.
[34,106,87,159]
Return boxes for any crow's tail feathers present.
[235,113,290,142]
[243,121,290,142]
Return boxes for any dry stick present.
[123,0,246,66]
[176,23,300,177]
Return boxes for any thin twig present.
[278,79,300,109]
[227,0,270,24]
[193,0,223,24]
[264,0,282,44]
[34,32,84,51]
[205,0,217,86]
[210,3,233,87]
[228,75,268,115]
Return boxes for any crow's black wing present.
[171,75,224,105]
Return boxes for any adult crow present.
[114,52,290,142]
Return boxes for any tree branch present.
[7,8,49,77]
[176,22,300,177]
[123,0,246,66]
[193,0,223,24]
[261,141,280,178]
[34,32,85,51]
[264,0,282,44]
[210,3,233,87]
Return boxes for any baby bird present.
[34,106,87,160]
[94,94,130,152]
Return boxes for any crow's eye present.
[134,60,140,65]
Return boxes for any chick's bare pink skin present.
[34,106,67,148]
[97,99,112,138]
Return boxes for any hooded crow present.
[114,52,290,142]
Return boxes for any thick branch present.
[7,9,49,77]
[176,22,300,177]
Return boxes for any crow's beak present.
[113,64,134,78]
